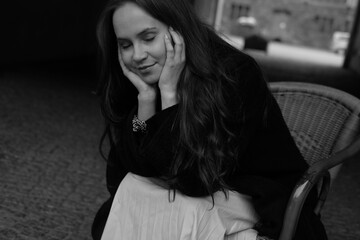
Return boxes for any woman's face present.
[112,2,169,85]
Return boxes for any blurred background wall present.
[1,0,106,67]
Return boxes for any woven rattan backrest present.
[270,82,360,166]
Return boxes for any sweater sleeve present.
[107,104,180,180]
[106,144,129,196]
[92,106,179,240]
[91,130,129,240]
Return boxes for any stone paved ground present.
[0,71,108,240]
[0,70,359,240]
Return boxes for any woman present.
[92,0,328,239]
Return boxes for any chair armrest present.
[278,137,360,240]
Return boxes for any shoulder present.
[215,44,269,99]
[209,34,260,71]
[225,51,263,81]
[211,38,272,118]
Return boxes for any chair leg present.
[314,172,331,215]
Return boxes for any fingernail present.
[169,27,173,31]
[165,34,169,39]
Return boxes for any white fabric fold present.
[101,173,259,240]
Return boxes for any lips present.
[137,63,156,72]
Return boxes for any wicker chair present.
[269,82,360,240]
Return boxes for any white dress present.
[101,173,259,240]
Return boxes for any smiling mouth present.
[138,63,155,71]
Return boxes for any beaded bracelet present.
[132,115,147,133]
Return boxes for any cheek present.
[151,38,167,65]
[119,51,132,67]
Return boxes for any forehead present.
[112,2,165,38]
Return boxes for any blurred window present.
[215,0,358,66]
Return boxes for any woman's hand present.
[118,52,157,101]
[158,27,186,109]
[118,51,156,121]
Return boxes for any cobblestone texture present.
[0,71,359,240]
[0,72,108,240]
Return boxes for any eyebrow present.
[117,27,158,41]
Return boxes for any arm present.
[137,90,157,121]
[158,28,185,110]
[92,138,129,240]
[106,145,129,196]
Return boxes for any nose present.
[132,43,147,63]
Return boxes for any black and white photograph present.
[1,0,360,239]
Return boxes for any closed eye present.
[118,41,132,50]
[120,44,131,49]
[143,34,156,42]
[144,36,155,42]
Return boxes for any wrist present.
[138,89,157,102]
[158,81,177,93]
[160,89,177,98]
[160,90,178,109]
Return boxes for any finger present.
[169,28,185,62]
[179,34,186,62]
[118,51,144,88]
[164,33,175,61]
[169,28,185,63]
[118,52,130,74]
[119,53,138,81]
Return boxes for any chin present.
[140,77,158,86]
[141,73,161,85]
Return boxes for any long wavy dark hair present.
[96,0,269,198]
